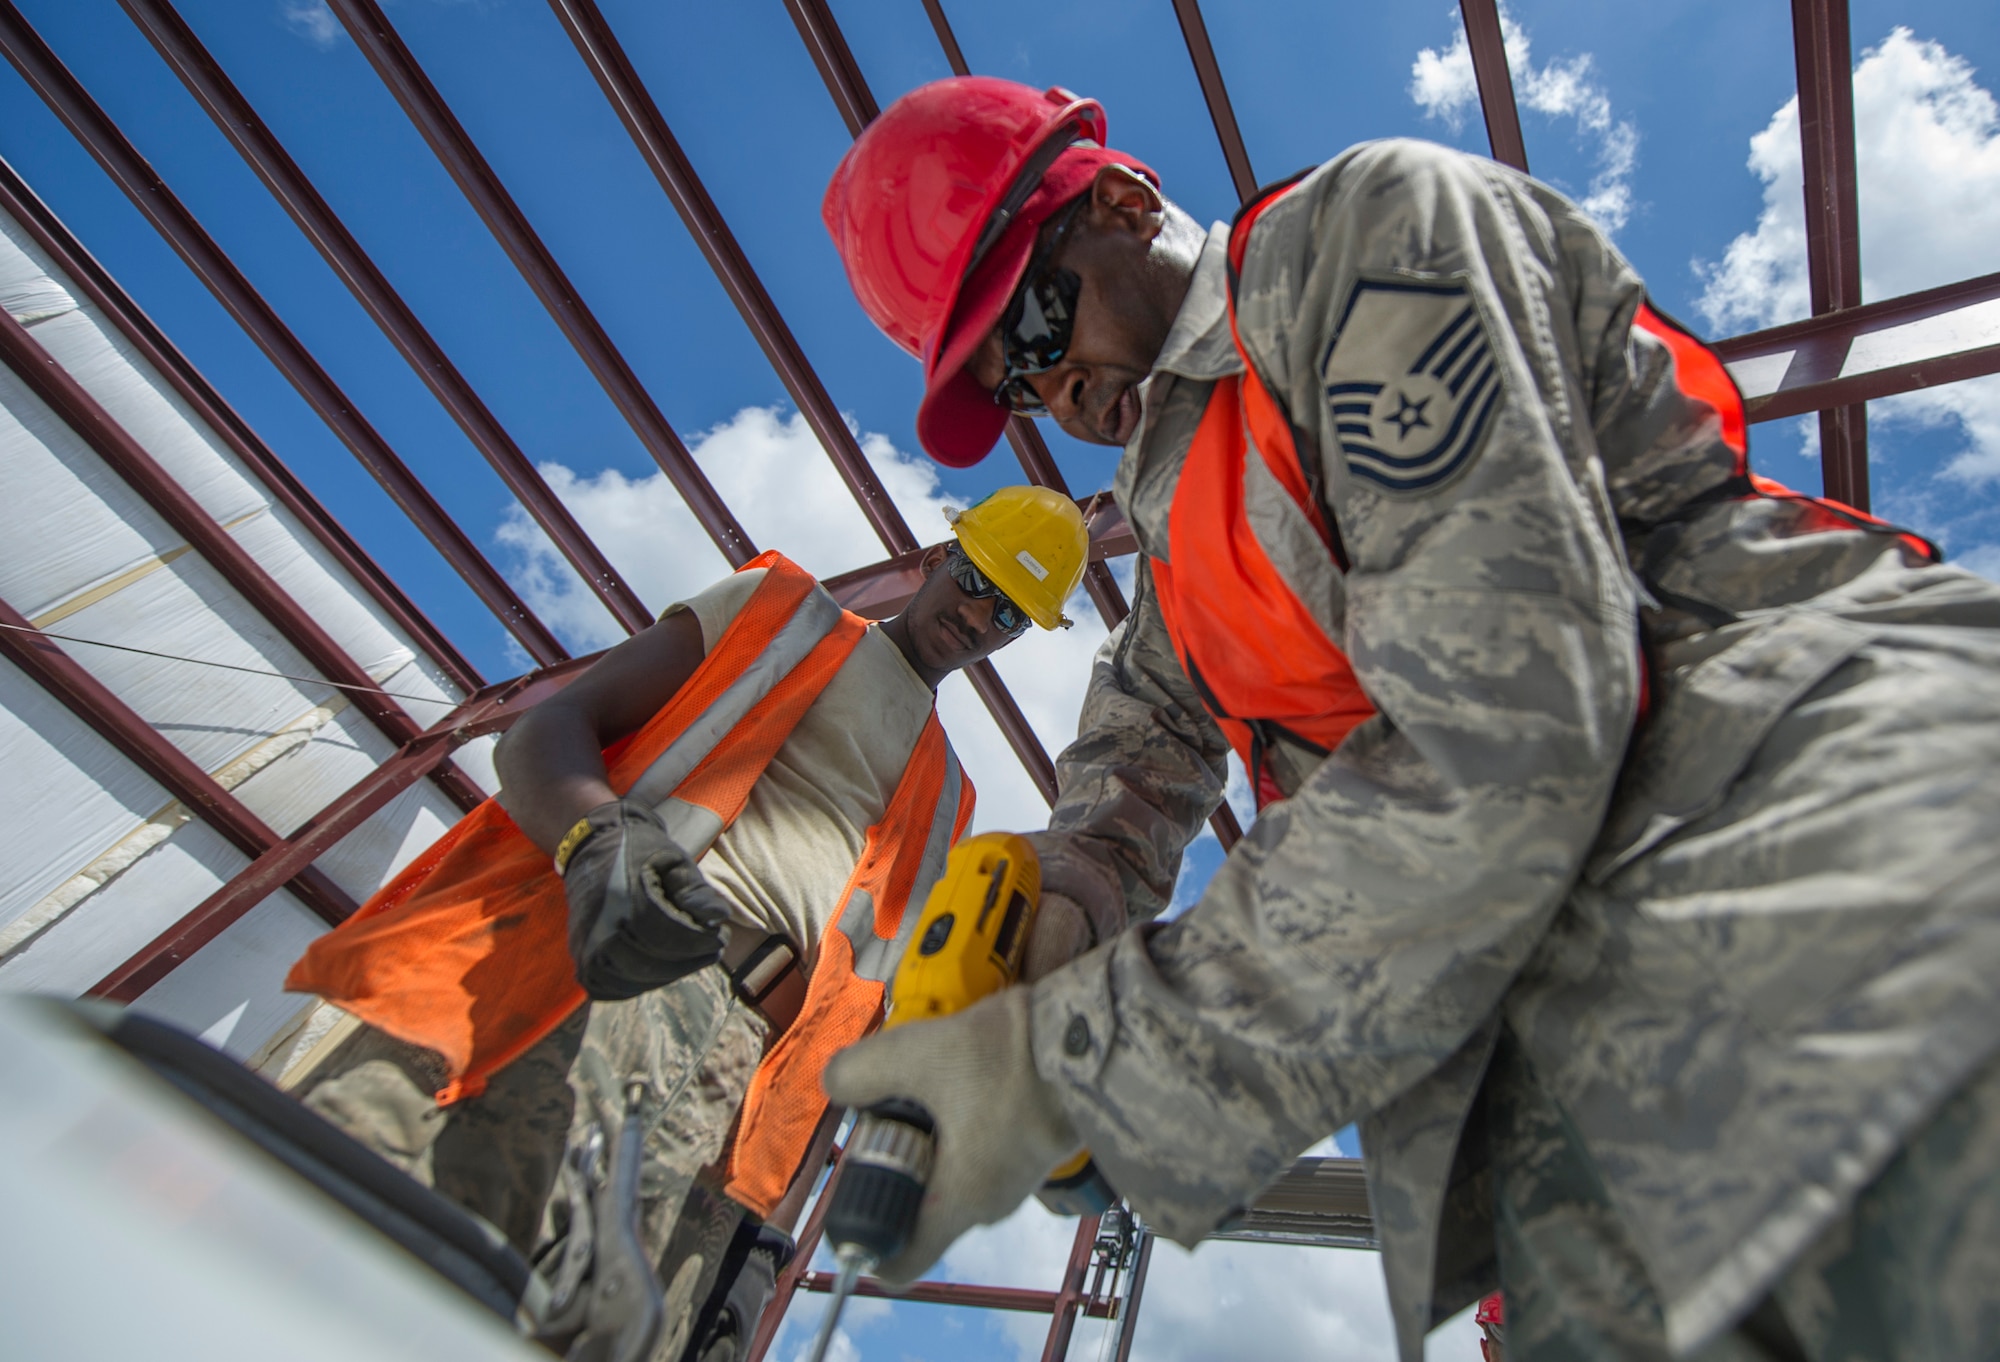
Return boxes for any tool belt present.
[721,926,807,1038]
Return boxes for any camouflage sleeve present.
[1028,140,1649,1245]
[1032,559,1232,928]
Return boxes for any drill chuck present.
[824,1099,936,1267]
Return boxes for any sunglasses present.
[992,196,1088,416]
[943,545,1033,637]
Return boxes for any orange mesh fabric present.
[285,553,858,1102]
[724,713,952,1217]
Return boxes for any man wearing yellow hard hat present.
[284,485,1086,1361]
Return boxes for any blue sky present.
[5,1,1998,1356]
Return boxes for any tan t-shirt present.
[659,568,937,964]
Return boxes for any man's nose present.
[955,593,998,640]
[1028,366,1081,421]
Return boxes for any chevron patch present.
[1321,277,1502,496]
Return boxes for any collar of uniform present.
[1147,221,1239,382]
[1113,223,1238,554]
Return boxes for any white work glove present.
[1021,831,1127,983]
[821,988,1081,1287]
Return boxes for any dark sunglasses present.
[943,545,1033,637]
[993,196,1088,416]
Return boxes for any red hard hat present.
[822,77,1154,467]
[1475,1293,1505,1328]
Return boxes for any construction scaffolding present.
[1,0,1996,1356]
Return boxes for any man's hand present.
[1021,831,1127,983]
[821,989,1081,1286]
[561,800,731,1000]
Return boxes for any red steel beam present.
[1459,0,1529,173]
[0,597,355,931]
[0,0,567,668]
[325,0,758,569]
[0,300,487,814]
[86,650,605,1003]
[1169,0,1258,203]
[918,0,970,76]
[0,155,482,698]
[793,1271,1117,1318]
[1040,1213,1106,1360]
[783,0,877,138]
[118,0,653,636]
[543,0,918,556]
[1790,0,1868,509]
[746,1130,843,1362]
[1740,341,2000,425]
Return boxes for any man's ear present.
[1087,164,1165,242]
[917,543,950,578]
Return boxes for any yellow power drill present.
[804,832,1112,1362]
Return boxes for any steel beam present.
[119,0,653,636]
[792,1271,1117,1318]
[1716,269,2000,423]
[0,299,487,814]
[1459,0,1529,172]
[0,155,481,697]
[782,0,876,137]
[544,0,917,556]
[326,0,758,568]
[0,0,567,667]
[1790,0,1868,508]
[918,0,970,76]
[1040,1214,1105,1361]
[1169,0,1258,202]
[1112,1229,1153,1362]
[0,596,355,932]
[85,650,604,1003]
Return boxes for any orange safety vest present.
[1150,182,1937,811]
[287,551,974,1217]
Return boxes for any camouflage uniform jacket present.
[1024,139,2000,1359]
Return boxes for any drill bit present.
[804,1245,872,1362]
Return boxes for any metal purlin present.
[0,0,568,668]
[118,0,656,636]
[326,0,758,570]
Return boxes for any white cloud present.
[1409,4,1640,231]
[279,0,339,48]
[1694,29,2000,494]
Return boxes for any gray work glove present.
[1021,831,1127,983]
[561,799,731,1001]
[821,988,1081,1287]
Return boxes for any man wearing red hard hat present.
[821,76,2000,1362]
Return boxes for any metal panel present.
[544,0,917,556]
[1790,0,1869,508]
[1459,0,1529,172]
[0,156,482,697]
[1169,0,1258,202]
[325,0,758,568]
[0,300,486,814]
[118,0,653,636]
[0,0,567,667]
[0,596,354,928]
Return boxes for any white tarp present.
[0,202,499,1061]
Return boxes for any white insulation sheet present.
[0,203,498,1060]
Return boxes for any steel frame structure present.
[1,0,1995,1354]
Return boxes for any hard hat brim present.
[916,145,1155,469]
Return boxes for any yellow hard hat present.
[945,486,1089,631]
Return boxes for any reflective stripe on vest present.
[286,552,883,1103]
[724,712,975,1217]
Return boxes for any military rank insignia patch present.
[1321,276,1502,496]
